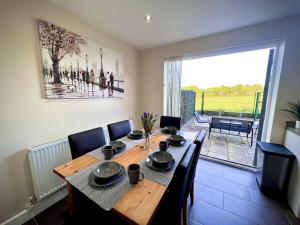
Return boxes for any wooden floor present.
[24,159,300,225]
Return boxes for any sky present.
[181,48,270,89]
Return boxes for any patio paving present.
[182,120,256,167]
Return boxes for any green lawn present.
[194,93,258,114]
[182,85,264,114]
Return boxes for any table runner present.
[66,162,131,211]
[68,140,143,211]
[140,139,192,186]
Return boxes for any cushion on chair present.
[68,127,106,159]
[159,116,181,130]
[107,120,131,141]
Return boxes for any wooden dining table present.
[53,131,196,225]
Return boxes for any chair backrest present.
[68,127,106,159]
[159,116,181,130]
[152,144,197,225]
[107,120,131,141]
[185,130,206,198]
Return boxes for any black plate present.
[109,141,126,152]
[150,151,173,166]
[127,133,144,140]
[92,162,122,181]
[131,130,144,137]
[167,138,187,146]
[88,167,126,187]
[101,141,126,155]
[161,126,178,134]
[169,135,184,143]
[146,157,175,171]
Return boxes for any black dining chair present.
[68,127,106,159]
[182,130,206,222]
[107,120,131,141]
[151,144,197,225]
[159,116,181,130]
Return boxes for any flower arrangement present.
[141,112,158,149]
[141,112,158,136]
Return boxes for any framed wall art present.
[37,19,124,98]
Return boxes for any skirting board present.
[1,188,67,225]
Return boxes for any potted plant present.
[282,101,300,128]
[141,112,158,149]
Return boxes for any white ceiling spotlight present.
[145,14,152,23]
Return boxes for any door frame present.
[174,39,285,142]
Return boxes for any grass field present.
[194,93,257,113]
[182,85,264,114]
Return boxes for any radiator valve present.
[25,196,37,208]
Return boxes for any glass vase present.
[144,133,151,150]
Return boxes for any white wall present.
[284,129,300,217]
[140,15,300,144]
[0,0,140,222]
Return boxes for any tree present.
[37,19,86,84]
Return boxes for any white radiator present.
[28,138,72,202]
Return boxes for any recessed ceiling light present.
[145,14,152,23]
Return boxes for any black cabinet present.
[256,142,295,197]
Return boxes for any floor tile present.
[287,217,300,225]
[224,193,290,225]
[187,197,195,218]
[192,200,255,225]
[198,159,227,169]
[223,169,259,189]
[23,159,296,225]
[194,183,224,208]
[200,173,251,200]
[249,188,286,209]
[222,164,255,177]
[189,218,203,225]
[197,162,224,178]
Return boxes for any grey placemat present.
[140,139,192,186]
[66,162,131,211]
[87,141,137,161]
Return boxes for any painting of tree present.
[37,19,86,84]
[37,19,124,99]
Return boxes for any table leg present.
[67,183,75,216]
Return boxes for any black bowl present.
[130,130,143,137]
[150,151,173,168]
[92,162,122,182]
[169,135,184,143]
[162,126,177,134]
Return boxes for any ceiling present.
[44,0,300,50]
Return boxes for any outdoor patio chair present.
[191,112,211,128]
